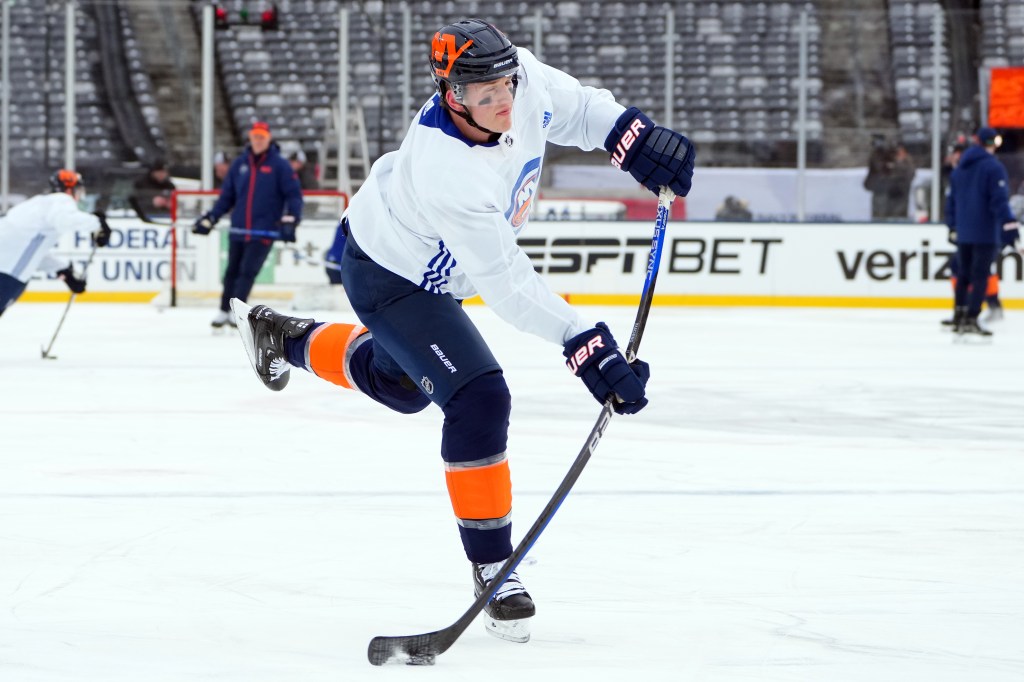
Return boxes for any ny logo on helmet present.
[432,33,474,79]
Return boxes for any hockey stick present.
[367,186,675,666]
[41,243,100,360]
[227,225,282,238]
[225,229,341,270]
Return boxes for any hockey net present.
[162,189,348,309]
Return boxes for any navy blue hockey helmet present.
[430,19,519,101]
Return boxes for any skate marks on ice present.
[1,305,1023,680]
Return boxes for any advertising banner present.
[20,218,1024,307]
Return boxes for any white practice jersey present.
[346,48,626,346]
[0,193,99,283]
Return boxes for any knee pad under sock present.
[440,372,514,564]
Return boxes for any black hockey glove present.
[563,322,650,415]
[604,107,695,198]
[92,210,112,247]
[192,212,215,235]
[56,264,86,294]
[277,218,298,243]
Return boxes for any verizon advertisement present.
[518,222,1023,303]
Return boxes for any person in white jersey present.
[0,170,111,316]
[230,19,694,644]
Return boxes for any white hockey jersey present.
[0,192,99,283]
[346,48,626,346]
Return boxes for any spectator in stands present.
[888,143,916,220]
[715,195,752,221]
[213,151,231,189]
[130,159,176,221]
[864,135,893,219]
[288,149,318,189]
[864,137,915,220]
[191,121,303,329]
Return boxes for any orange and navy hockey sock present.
[283,321,431,414]
[283,321,367,388]
[441,371,514,564]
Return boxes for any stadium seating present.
[0,1,164,182]
[980,0,1024,66]
[886,1,951,145]
[197,0,824,161]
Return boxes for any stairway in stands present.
[122,0,236,168]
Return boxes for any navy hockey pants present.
[954,243,998,317]
[0,273,28,317]
[338,233,514,563]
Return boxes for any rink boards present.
[19,218,1024,308]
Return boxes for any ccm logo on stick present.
[566,335,605,374]
[610,118,647,169]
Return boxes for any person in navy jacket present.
[944,126,1021,337]
[193,121,303,328]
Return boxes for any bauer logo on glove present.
[563,322,650,415]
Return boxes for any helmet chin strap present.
[441,78,518,141]
[447,104,502,141]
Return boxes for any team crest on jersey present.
[505,157,542,230]
[421,376,434,394]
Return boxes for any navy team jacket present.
[210,142,303,240]
[945,145,1017,245]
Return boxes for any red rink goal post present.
[164,189,348,308]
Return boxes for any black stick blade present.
[368,632,450,666]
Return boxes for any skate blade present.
[483,616,531,643]
[952,334,993,345]
[229,298,260,376]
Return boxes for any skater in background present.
[229,18,693,643]
[191,121,303,329]
[0,170,111,317]
[941,135,1003,327]
[944,126,1022,337]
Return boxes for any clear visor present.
[458,72,519,107]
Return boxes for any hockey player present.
[944,127,1021,337]
[230,19,694,643]
[191,121,303,329]
[0,170,111,317]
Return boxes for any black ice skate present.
[230,298,314,391]
[473,560,535,643]
[954,316,993,343]
[941,306,966,331]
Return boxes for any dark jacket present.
[945,145,1017,244]
[210,142,303,240]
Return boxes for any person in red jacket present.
[192,122,303,329]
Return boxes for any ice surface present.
[2,302,1023,681]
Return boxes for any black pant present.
[219,239,273,312]
[953,243,998,317]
